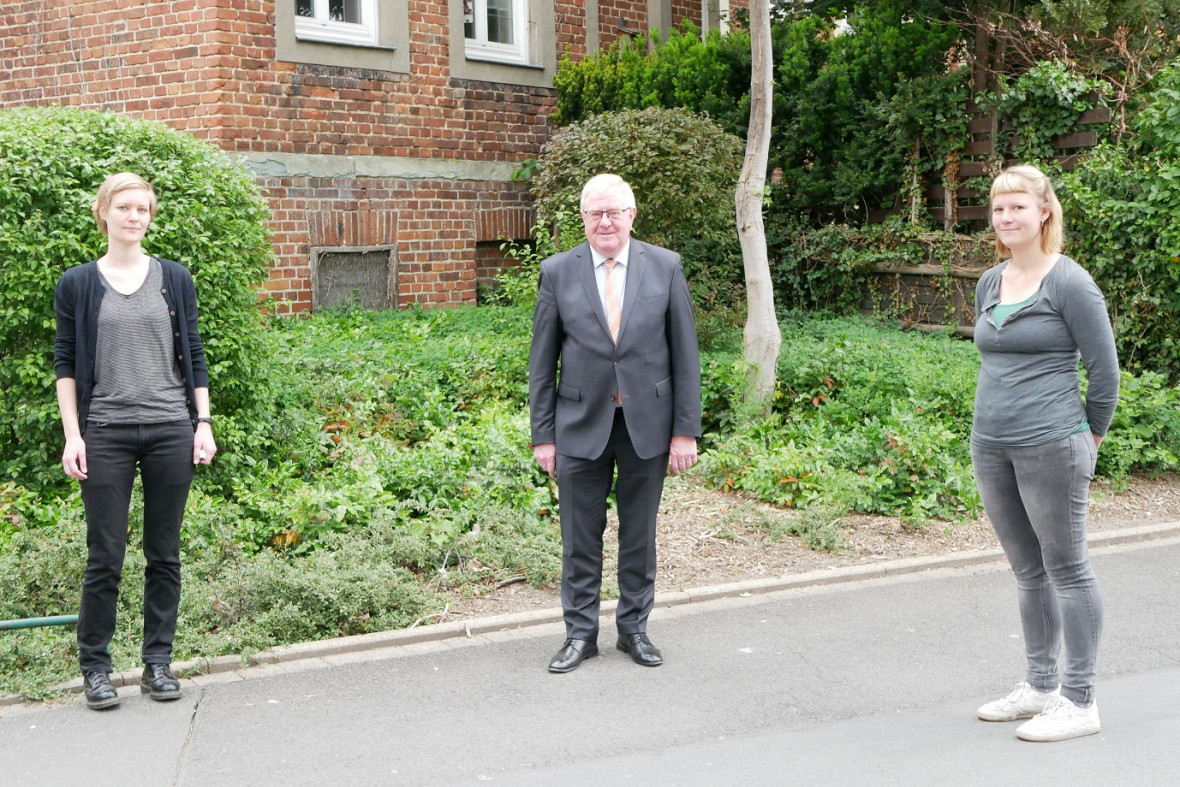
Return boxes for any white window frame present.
[295,0,379,47]
[464,0,530,66]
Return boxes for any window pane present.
[328,0,362,23]
[486,0,514,45]
[296,0,313,17]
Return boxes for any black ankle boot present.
[140,663,181,701]
[83,671,120,710]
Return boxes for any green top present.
[992,295,1033,326]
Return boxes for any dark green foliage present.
[552,22,753,136]
[552,5,965,226]
[0,106,273,495]
[771,3,963,222]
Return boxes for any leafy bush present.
[0,106,273,495]
[3,307,1177,698]
[529,106,745,294]
[1097,370,1180,479]
[1058,60,1180,382]
[552,22,752,136]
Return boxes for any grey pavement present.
[3,524,1180,786]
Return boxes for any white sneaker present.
[1016,695,1101,742]
[977,682,1060,722]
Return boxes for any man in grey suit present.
[529,173,702,673]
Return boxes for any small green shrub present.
[0,106,273,496]
[530,106,745,293]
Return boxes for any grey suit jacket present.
[529,239,702,461]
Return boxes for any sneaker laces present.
[1002,683,1030,703]
[1035,695,1075,719]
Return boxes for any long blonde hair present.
[990,164,1063,258]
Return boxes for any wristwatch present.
[196,416,214,425]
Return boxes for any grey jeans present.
[971,432,1102,705]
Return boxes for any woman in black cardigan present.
[54,172,217,710]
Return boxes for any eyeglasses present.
[582,208,632,222]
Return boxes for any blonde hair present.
[92,172,157,236]
[580,173,636,211]
[989,164,1063,257]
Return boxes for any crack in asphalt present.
[172,685,206,786]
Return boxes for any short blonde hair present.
[989,164,1063,257]
[92,172,157,236]
[580,173,636,211]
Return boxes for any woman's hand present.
[194,423,217,465]
[62,436,88,480]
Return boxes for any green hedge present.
[0,107,273,494]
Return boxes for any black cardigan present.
[54,257,210,431]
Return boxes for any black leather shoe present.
[83,671,120,710]
[548,638,599,673]
[140,663,181,701]
[617,633,663,667]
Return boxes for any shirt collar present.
[591,240,630,269]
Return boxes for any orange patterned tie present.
[603,258,621,343]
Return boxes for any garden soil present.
[436,474,1180,625]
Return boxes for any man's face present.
[581,188,635,258]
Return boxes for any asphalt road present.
[3,533,1179,786]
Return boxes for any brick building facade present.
[1,1,741,312]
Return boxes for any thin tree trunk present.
[736,0,780,411]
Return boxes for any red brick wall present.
[599,0,649,45]
[1,1,719,311]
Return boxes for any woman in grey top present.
[971,165,1119,742]
[54,173,217,710]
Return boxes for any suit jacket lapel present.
[573,243,612,339]
[617,241,645,345]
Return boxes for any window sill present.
[463,54,545,70]
[295,34,398,52]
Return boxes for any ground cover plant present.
[4,308,1178,699]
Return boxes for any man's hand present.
[669,434,698,476]
[533,442,557,478]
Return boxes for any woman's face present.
[101,188,153,244]
[991,190,1048,254]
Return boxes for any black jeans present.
[77,421,195,673]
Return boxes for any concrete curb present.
[7,519,1179,707]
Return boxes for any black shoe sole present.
[85,695,120,710]
[140,683,182,701]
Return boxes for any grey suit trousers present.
[557,409,668,640]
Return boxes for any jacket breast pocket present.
[558,382,581,401]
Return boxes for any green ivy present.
[980,60,1108,162]
[1058,60,1180,383]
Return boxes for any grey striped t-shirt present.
[87,258,190,425]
